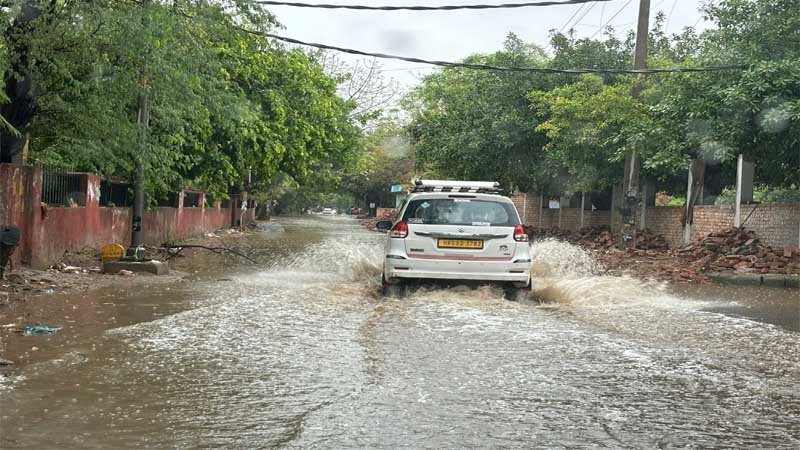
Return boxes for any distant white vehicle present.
[376,180,531,299]
[321,208,337,216]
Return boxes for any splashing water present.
[530,238,603,277]
[530,239,668,306]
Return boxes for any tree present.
[7,0,361,202]
[315,52,400,130]
[405,33,555,192]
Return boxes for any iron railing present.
[41,166,84,206]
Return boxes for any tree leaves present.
[11,0,360,201]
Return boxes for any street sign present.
[390,185,403,193]
[101,243,126,263]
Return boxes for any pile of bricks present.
[674,227,800,275]
[524,226,669,251]
[361,209,397,230]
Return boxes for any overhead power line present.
[568,0,599,31]
[240,28,746,74]
[253,0,612,11]
[590,0,634,38]
[559,3,588,32]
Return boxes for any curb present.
[706,272,800,289]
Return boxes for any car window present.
[403,198,518,226]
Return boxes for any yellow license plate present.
[438,239,484,249]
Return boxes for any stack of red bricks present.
[524,226,669,251]
[362,209,397,230]
[674,227,800,275]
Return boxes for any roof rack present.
[412,179,503,194]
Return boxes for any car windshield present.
[402,198,518,226]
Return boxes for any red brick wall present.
[510,192,543,225]
[512,190,799,249]
[559,208,581,230]
[693,204,799,248]
[511,192,613,229]
[1,163,252,268]
[641,207,684,247]
[641,204,800,249]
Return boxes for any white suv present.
[376,180,532,299]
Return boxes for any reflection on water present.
[1,216,798,449]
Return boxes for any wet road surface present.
[1,216,799,449]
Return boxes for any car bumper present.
[385,257,530,283]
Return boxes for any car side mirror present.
[375,220,393,231]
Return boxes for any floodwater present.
[1,216,798,449]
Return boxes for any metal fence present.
[40,166,84,206]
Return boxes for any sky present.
[267,0,713,92]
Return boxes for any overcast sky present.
[268,0,712,91]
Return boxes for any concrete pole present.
[683,159,705,244]
[734,154,754,228]
[639,182,647,230]
[128,0,149,259]
[538,194,543,228]
[558,195,564,229]
[618,0,651,247]
[579,192,586,229]
[683,166,694,244]
[522,193,527,224]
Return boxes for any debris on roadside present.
[674,227,800,275]
[361,209,397,230]
[524,225,668,251]
[524,225,799,284]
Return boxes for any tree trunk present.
[0,1,42,163]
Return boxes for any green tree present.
[405,33,555,192]
[8,0,361,202]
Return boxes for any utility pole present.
[620,0,650,248]
[127,0,149,260]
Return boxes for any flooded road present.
[1,216,799,449]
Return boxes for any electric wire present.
[253,0,612,11]
[568,0,599,31]
[237,28,746,74]
[664,0,678,33]
[559,3,588,32]
[590,0,634,38]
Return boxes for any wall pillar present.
[734,154,754,228]
[579,192,586,229]
[538,195,543,228]
[558,195,568,228]
[683,159,705,244]
[611,182,623,232]
[522,193,527,224]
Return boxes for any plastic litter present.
[20,325,61,336]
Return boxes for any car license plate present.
[438,239,483,249]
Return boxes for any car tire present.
[381,275,406,298]
[504,280,532,302]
